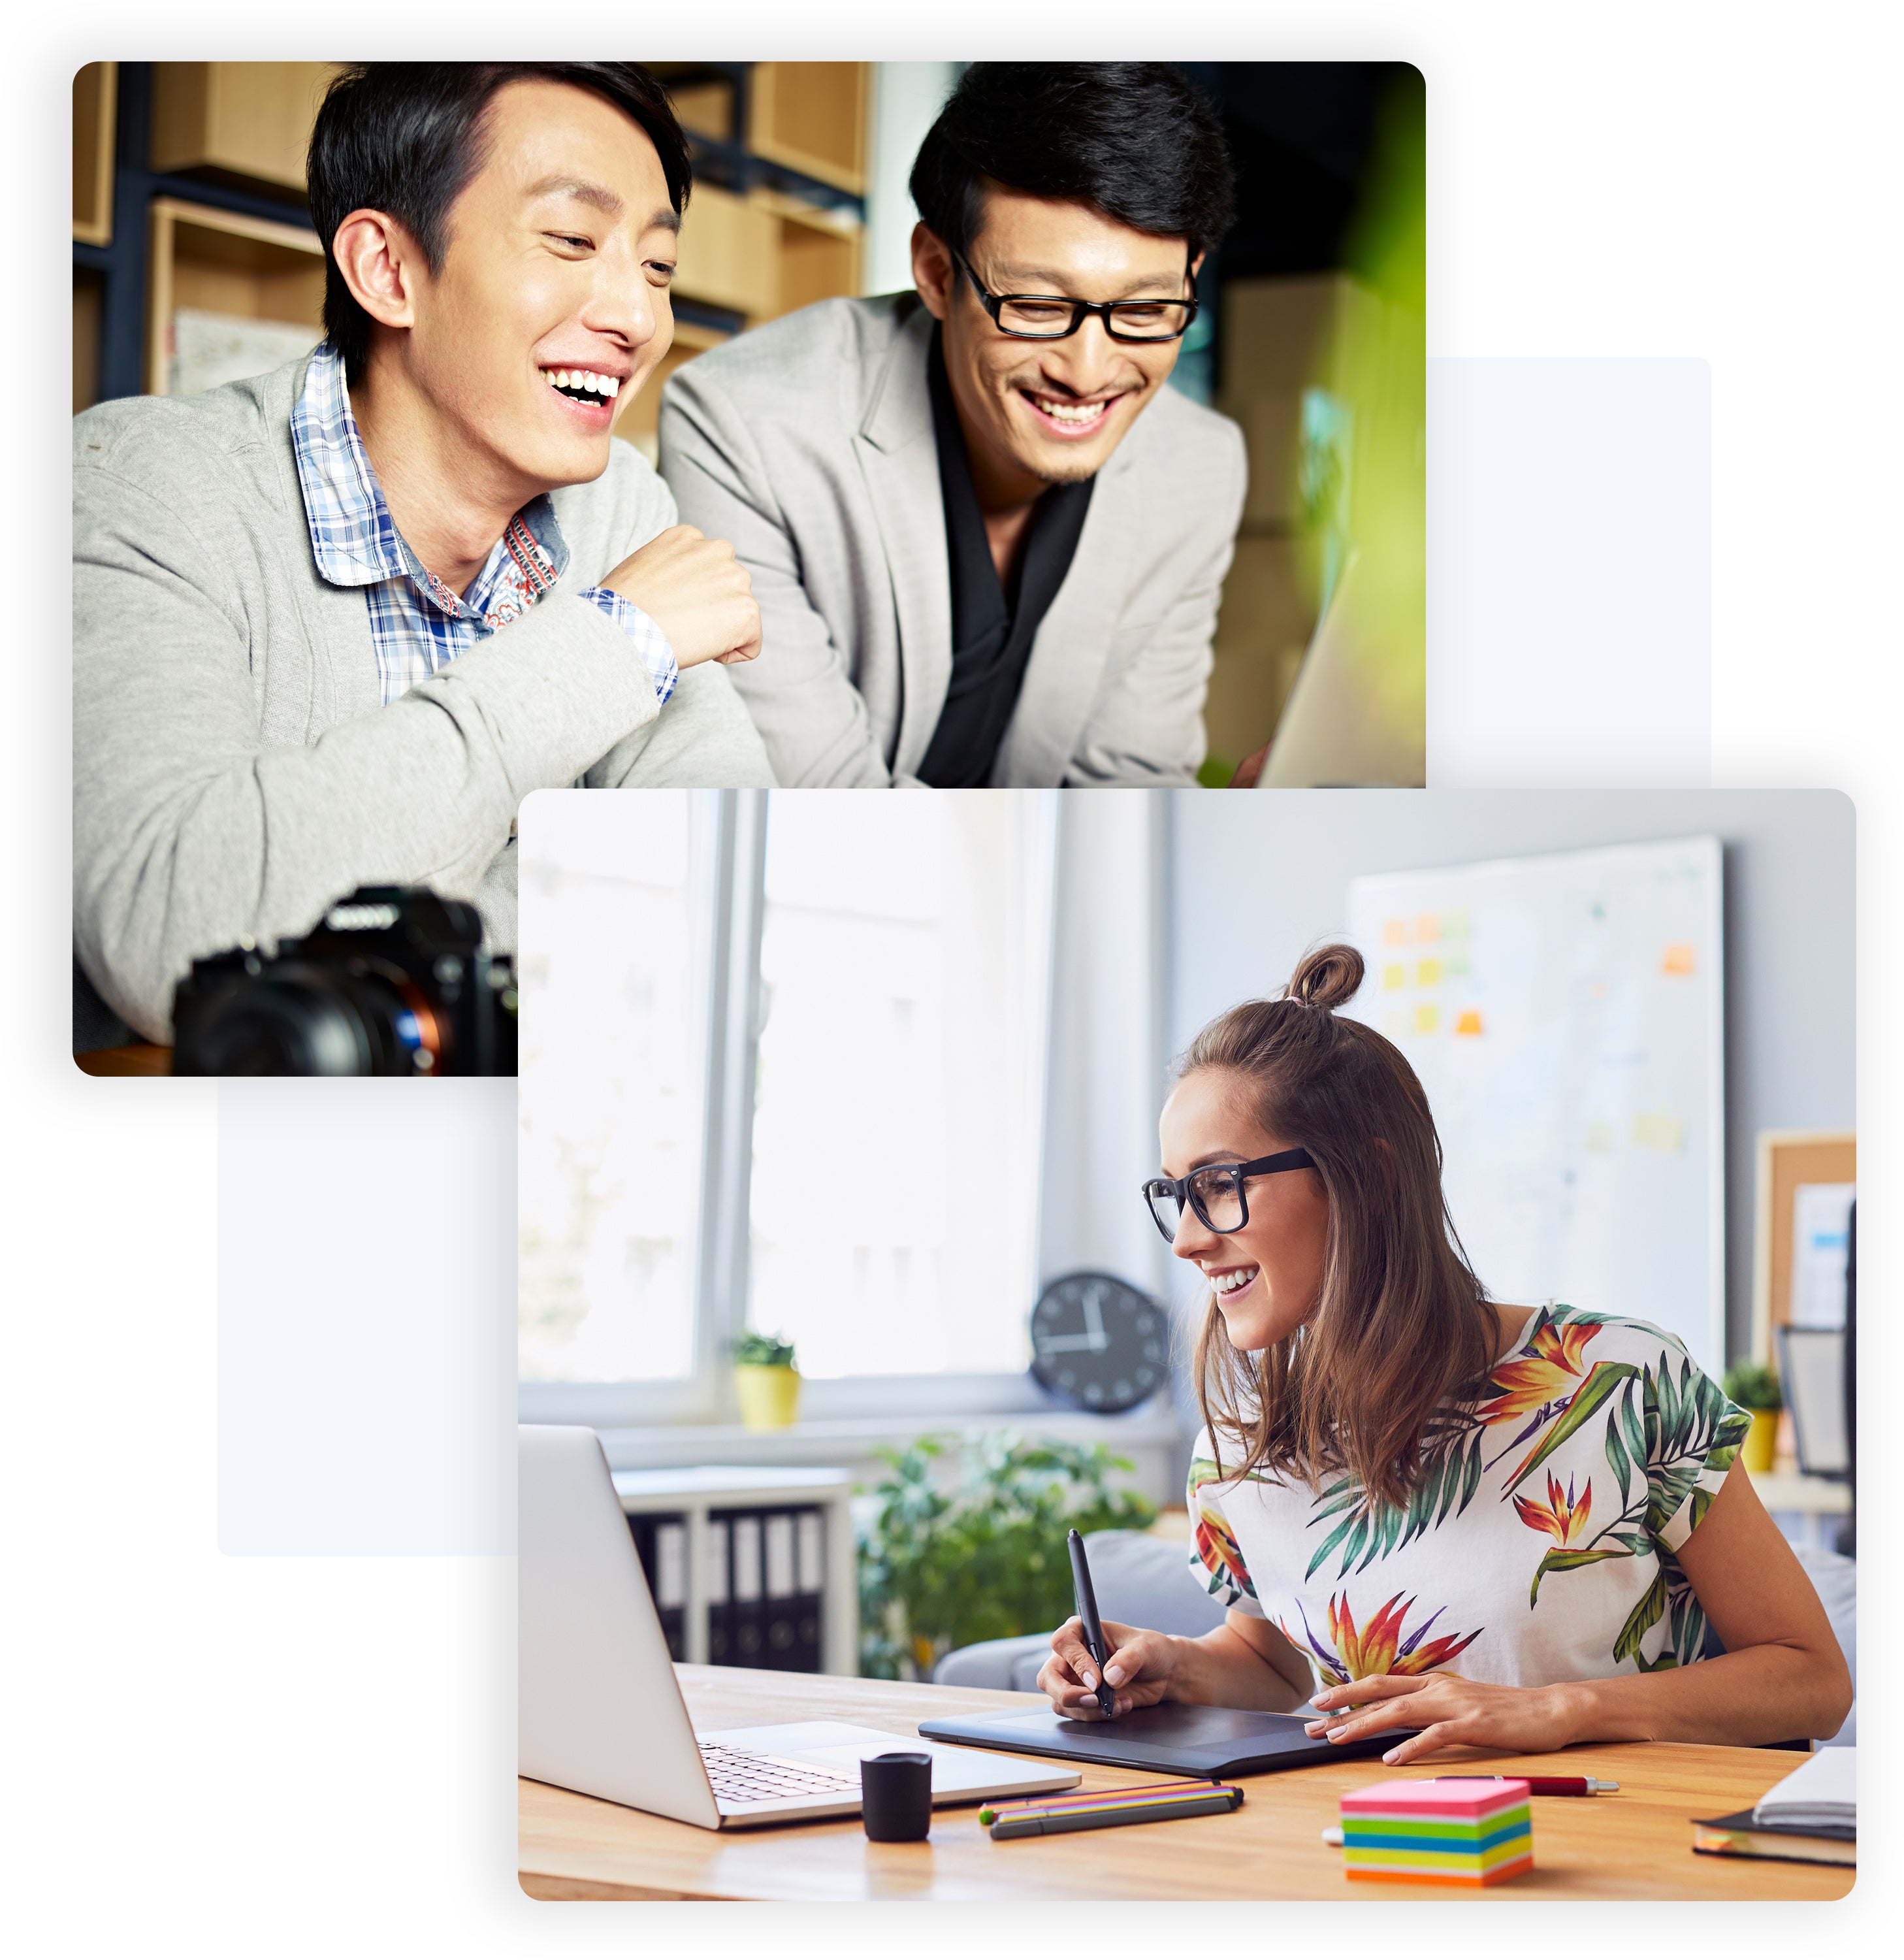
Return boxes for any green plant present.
[731,1330,797,1370]
[856,1433,1158,1679]
[1722,1359,1783,1413]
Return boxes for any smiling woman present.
[1037,943,1854,1766]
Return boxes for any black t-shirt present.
[916,329,1095,788]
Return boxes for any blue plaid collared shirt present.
[289,342,677,708]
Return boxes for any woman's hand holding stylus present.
[1041,1610,1323,1720]
[1039,1617,1179,1720]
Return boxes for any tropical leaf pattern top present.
[1186,1305,1751,1690]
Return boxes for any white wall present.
[1164,789,1855,1363]
[862,63,960,297]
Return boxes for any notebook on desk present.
[1694,1746,1856,1868]
[918,1700,1419,1780]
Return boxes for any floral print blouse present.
[1187,1305,1752,1691]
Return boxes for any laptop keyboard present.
[700,1742,864,1806]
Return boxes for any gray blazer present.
[659,295,1247,787]
[73,351,774,1042]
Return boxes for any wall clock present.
[1029,1271,1167,1413]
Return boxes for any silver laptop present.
[519,1424,1080,1827]
[1258,552,1426,788]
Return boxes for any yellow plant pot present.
[735,1364,801,1431]
[1741,1407,1779,1473]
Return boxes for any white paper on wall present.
[171,307,319,398]
[1790,1183,1855,1328]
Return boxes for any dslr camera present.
[171,887,517,1076]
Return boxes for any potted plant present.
[1722,1359,1783,1473]
[732,1330,801,1431]
[856,1433,1157,1679]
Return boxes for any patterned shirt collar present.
[289,341,570,612]
[284,342,679,711]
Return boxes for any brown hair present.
[1185,943,1497,1509]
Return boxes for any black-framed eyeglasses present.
[1141,1147,1317,1243]
[954,252,1199,343]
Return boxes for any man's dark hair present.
[909,64,1234,270]
[308,63,692,379]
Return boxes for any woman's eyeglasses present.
[1141,1147,1317,1243]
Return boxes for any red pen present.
[1432,1775,1618,1796]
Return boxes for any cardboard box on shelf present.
[1205,642,1310,774]
[1219,274,1399,531]
[1204,534,1321,768]
[1221,273,1388,399]
[1216,535,1321,659]
[1224,389,1306,531]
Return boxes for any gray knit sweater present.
[73,352,773,1041]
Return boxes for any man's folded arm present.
[1063,426,1248,786]
[74,467,665,1041]
[659,378,899,788]
[584,659,777,788]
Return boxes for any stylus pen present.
[991,1790,1243,1839]
[982,1780,1232,1825]
[1067,1528,1118,1717]
[1432,1776,1619,1795]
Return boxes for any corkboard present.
[1752,1130,1856,1362]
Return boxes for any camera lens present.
[184,964,425,1076]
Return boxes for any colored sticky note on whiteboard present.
[1631,1110,1685,1153]
[1383,962,1406,990]
[1413,1004,1441,1035]
[1660,942,1697,976]
[1383,918,1409,946]
[1453,1009,1483,1036]
[1417,958,1442,987]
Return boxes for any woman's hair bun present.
[1285,942,1364,1012]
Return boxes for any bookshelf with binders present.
[611,1467,857,1675]
[708,1507,828,1673]
[624,1512,689,1661]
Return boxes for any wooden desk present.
[519,1666,1853,1903]
[74,1044,170,1076]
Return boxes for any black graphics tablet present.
[916,1702,1419,1780]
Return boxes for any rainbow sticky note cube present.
[1338,1779,1533,1886]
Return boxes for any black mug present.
[860,1751,933,1842]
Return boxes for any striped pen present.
[981,1780,1244,1839]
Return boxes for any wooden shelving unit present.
[74,61,871,423]
[749,62,869,195]
[150,61,340,193]
[615,318,731,458]
[73,63,116,245]
[143,197,325,397]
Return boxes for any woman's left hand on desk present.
[1305,1673,1577,1767]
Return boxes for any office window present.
[517,794,712,1384]
[517,790,1063,1424]
[749,793,1054,1377]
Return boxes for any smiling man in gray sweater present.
[73,62,772,1045]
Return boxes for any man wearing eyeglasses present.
[658,63,1246,787]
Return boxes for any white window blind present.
[517,792,713,1384]
[747,792,1056,1377]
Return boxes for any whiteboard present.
[1345,837,1724,1374]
